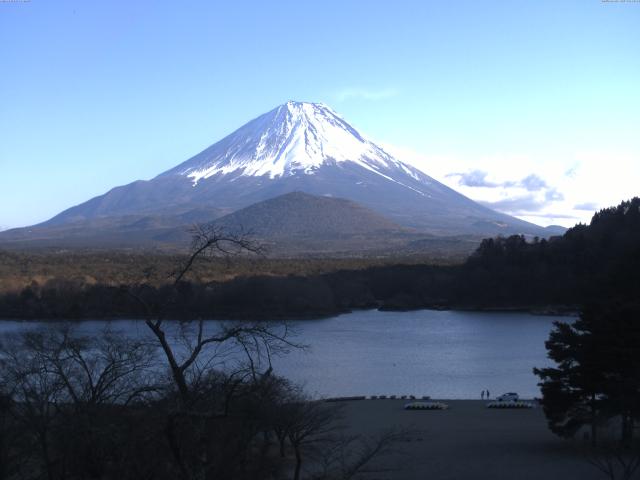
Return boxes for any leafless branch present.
[171,223,264,285]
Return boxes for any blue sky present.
[1,0,639,229]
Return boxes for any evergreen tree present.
[534,302,640,446]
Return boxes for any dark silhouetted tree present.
[535,302,640,446]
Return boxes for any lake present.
[0,309,572,399]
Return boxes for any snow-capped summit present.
[27,101,551,240]
[165,101,426,190]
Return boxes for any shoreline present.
[0,305,579,322]
[323,396,541,402]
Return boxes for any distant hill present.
[204,191,419,255]
[214,191,404,238]
[0,207,225,250]
[153,192,481,257]
[0,192,482,257]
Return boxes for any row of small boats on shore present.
[323,396,536,410]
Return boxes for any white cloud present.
[446,170,499,188]
[574,202,599,211]
[520,174,548,192]
[335,87,398,102]
[445,171,552,193]
[479,195,546,213]
[379,142,639,228]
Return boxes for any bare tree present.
[276,391,411,480]
[1,328,71,480]
[583,417,640,480]
[587,447,640,480]
[18,325,156,407]
[124,224,308,480]
[128,224,300,405]
[311,429,411,480]
[0,324,157,480]
[585,426,640,480]
[286,399,343,480]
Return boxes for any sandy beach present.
[336,399,603,480]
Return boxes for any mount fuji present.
[2,101,559,250]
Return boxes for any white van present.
[496,392,519,402]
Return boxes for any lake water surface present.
[0,309,573,399]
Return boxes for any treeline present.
[1,198,639,320]
[460,197,640,307]
[0,250,449,296]
[0,265,457,320]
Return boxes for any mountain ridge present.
[1,101,563,251]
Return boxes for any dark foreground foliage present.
[531,200,640,478]
[535,302,640,445]
[0,325,405,480]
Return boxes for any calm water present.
[0,309,572,399]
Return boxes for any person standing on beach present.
[486,389,490,399]
[481,390,485,400]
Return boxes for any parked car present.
[496,392,519,402]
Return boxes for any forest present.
[0,197,639,320]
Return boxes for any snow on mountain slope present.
[17,100,554,241]
[164,101,429,194]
